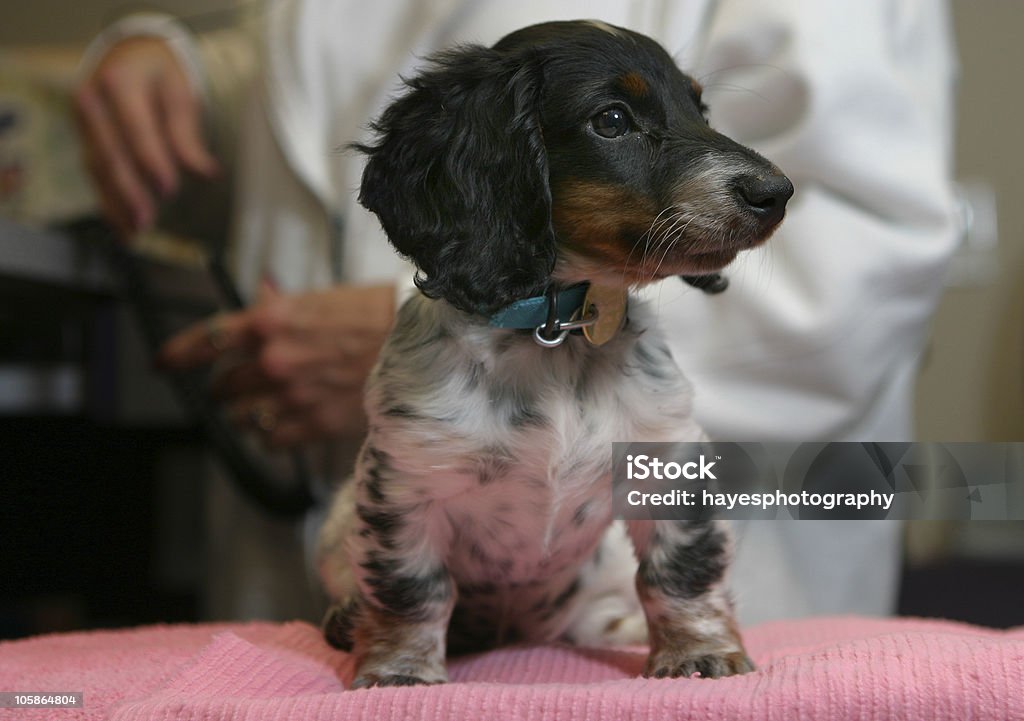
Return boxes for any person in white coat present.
[75,0,959,625]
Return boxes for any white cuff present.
[77,12,208,102]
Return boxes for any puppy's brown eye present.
[591,108,632,138]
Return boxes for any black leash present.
[65,217,316,519]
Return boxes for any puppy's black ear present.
[356,45,553,315]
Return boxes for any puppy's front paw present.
[350,672,446,689]
[349,640,448,690]
[644,649,754,679]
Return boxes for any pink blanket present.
[1,617,1021,720]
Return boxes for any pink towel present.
[1,617,1021,720]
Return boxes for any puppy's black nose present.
[734,174,794,227]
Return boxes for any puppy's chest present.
[375,319,693,569]
[441,336,690,580]
[450,337,675,485]
[436,380,619,582]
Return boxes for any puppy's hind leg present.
[561,521,647,647]
[318,482,363,652]
[626,519,754,679]
[322,596,361,651]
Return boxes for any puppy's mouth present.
[552,218,781,287]
[666,247,742,276]
[554,243,745,287]
[550,169,791,287]
[640,235,759,281]
[648,212,784,277]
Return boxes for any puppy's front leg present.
[626,519,753,679]
[347,460,456,688]
[348,587,453,689]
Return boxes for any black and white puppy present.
[318,20,792,688]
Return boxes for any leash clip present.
[533,288,599,348]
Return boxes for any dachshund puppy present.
[318,20,793,688]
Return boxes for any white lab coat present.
[104,0,959,624]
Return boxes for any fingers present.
[230,390,367,448]
[156,313,259,370]
[155,285,396,448]
[158,308,370,449]
[210,360,276,399]
[258,338,375,387]
[256,277,281,300]
[73,37,218,236]
[105,79,179,196]
[159,74,219,177]
[160,293,379,383]
[211,355,368,401]
[75,83,156,234]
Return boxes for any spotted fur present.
[318,20,791,688]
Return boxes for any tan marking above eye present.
[620,72,649,98]
[690,78,704,97]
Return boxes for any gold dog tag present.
[582,285,628,346]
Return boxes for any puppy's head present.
[358,20,792,314]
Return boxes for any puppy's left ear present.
[356,46,553,315]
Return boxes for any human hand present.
[157,282,396,447]
[74,36,219,237]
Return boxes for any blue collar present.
[488,284,589,329]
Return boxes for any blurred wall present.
[916,1,1024,443]
[907,2,1024,565]
[0,1,238,47]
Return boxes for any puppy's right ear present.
[355,45,554,316]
